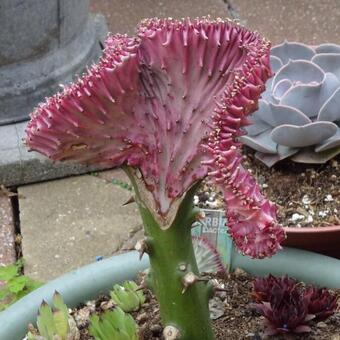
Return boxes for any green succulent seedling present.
[89,307,138,340]
[27,292,79,340]
[110,280,145,312]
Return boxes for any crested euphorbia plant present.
[25,17,285,340]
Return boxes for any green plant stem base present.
[125,168,214,340]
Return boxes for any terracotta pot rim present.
[284,225,340,233]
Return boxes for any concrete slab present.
[0,122,108,187]
[90,0,230,35]
[229,0,340,45]
[0,124,18,150]
[96,169,132,186]
[18,171,142,282]
[0,192,16,266]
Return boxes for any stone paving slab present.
[230,0,340,45]
[0,193,16,266]
[18,171,142,282]
[0,122,109,187]
[90,0,230,35]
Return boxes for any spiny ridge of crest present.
[203,35,285,258]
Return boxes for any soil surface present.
[196,148,340,228]
[72,271,340,339]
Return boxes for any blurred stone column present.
[0,0,106,125]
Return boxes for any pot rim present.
[284,225,340,233]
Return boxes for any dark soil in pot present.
[243,149,339,229]
[196,149,340,258]
[196,148,339,229]
[72,271,340,340]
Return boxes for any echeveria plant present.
[25,17,284,339]
[240,41,340,166]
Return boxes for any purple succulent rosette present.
[240,41,340,167]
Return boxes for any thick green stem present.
[125,168,215,340]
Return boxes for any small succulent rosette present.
[240,41,340,167]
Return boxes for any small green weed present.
[111,178,133,191]
[0,259,42,311]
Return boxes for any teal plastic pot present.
[1,248,340,340]
[0,251,149,340]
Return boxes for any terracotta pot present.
[283,225,340,259]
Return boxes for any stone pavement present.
[18,170,142,282]
[0,122,107,188]
[90,0,340,45]
[90,0,229,35]
[229,0,340,45]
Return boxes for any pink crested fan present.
[25,17,285,260]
